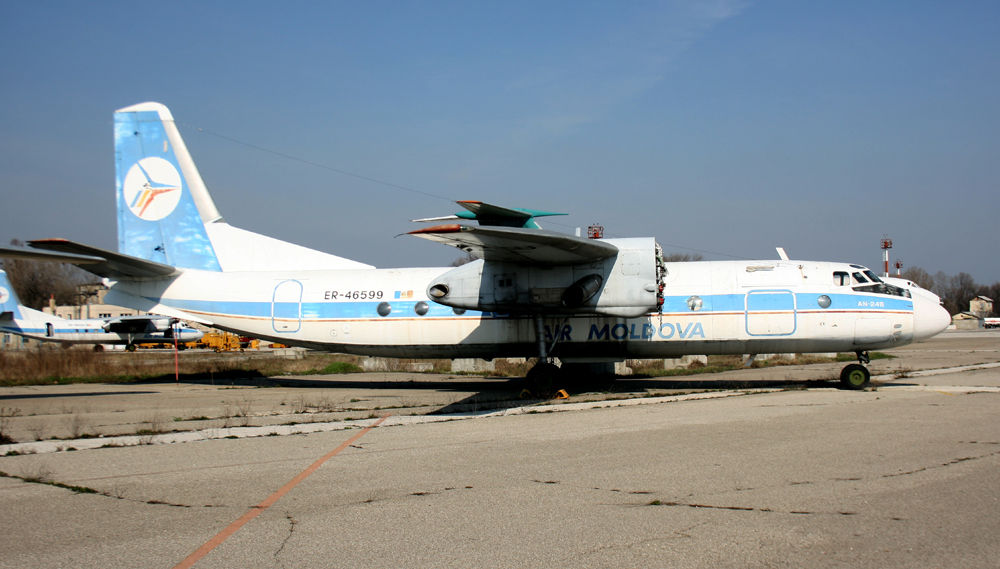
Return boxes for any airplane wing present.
[0,239,178,279]
[408,224,618,265]
[102,314,174,333]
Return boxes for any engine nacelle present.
[427,238,660,317]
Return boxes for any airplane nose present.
[912,293,951,341]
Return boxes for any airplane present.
[0,102,951,390]
[0,269,203,351]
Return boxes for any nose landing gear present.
[839,351,871,390]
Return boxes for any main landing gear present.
[525,361,561,396]
[523,315,565,397]
[839,350,871,390]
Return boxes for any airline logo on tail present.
[0,287,9,304]
[123,157,182,221]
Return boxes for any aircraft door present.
[272,280,303,333]
[493,274,516,304]
[745,290,797,336]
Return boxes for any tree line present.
[900,267,998,316]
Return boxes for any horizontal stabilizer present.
[17,239,178,278]
[0,243,105,265]
[408,224,618,265]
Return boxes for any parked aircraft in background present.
[0,102,951,389]
[0,270,202,351]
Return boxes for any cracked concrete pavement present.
[1,330,999,568]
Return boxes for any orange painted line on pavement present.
[173,415,389,569]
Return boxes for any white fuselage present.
[106,259,948,360]
[0,306,202,347]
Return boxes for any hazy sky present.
[2,1,998,282]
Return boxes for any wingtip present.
[407,224,467,235]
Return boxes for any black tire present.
[125,343,137,352]
[525,362,560,397]
[839,363,870,390]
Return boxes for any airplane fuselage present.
[0,306,202,347]
[108,259,942,360]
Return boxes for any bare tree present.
[2,240,88,310]
[901,266,996,316]
[901,266,934,290]
[948,272,978,315]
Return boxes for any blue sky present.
[2,1,998,282]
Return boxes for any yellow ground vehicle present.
[196,332,242,352]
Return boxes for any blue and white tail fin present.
[115,102,223,270]
[0,270,24,319]
[114,102,373,272]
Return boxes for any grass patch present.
[0,351,373,386]
[835,352,895,362]
[314,361,363,374]
[0,347,899,387]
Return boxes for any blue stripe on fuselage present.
[157,291,912,321]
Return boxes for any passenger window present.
[833,271,850,286]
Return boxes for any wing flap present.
[408,224,618,265]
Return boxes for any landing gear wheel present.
[839,363,870,390]
[125,343,137,352]
[525,362,560,397]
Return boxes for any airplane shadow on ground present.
[126,372,902,416]
[134,372,519,393]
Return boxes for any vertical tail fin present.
[0,270,24,319]
[114,102,374,273]
[114,102,222,271]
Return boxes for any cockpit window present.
[833,271,850,286]
[863,270,883,283]
[850,270,912,299]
